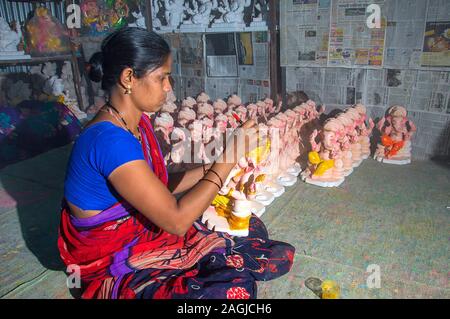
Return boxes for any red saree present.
[58,114,294,299]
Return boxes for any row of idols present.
[151,92,416,236]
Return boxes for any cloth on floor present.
[0,100,82,168]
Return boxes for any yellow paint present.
[308,151,321,165]
[228,213,251,230]
[321,280,340,299]
[246,138,271,165]
[314,159,335,176]
[255,174,266,183]
[57,95,65,104]
[308,151,334,176]
[212,194,232,211]
[211,193,250,231]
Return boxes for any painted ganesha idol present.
[374,106,416,165]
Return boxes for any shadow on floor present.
[0,170,66,272]
[0,144,73,271]
[430,122,450,169]
[0,100,82,276]
[0,146,85,298]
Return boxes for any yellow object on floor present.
[321,280,340,299]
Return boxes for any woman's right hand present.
[223,119,261,164]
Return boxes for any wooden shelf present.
[0,51,86,111]
[0,54,74,66]
[1,0,88,111]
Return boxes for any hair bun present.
[88,52,103,83]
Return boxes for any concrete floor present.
[0,144,449,298]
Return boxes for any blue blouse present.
[64,121,145,210]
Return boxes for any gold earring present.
[125,85,132,95]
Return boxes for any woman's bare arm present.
[167,164,212,195]
[109,154,233,236]
[108,120,257,236]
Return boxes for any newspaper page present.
[425,0,450,22]
[385,69,439,112]
[322,68,365,105]
[179,33,204,78]
[238,31,270,103]
[421,0,450,67]
[413,71,434,109]
[204,78,239,101]
[383,0,427,68]
[285,67,325,104]
[285,66,366,107]
[385,69,450,113]
[365,69,386,107]
[205,33,238,77]
[421,21,450,67]
[162,33,181,76]
[239,79,271,103]
[171,75,182,101]
[328,0,386,68]
[236,32,254,65]
[408,70,437,111]
[427,71,450,113]
[238,32,269,80]
[385,68,417,108]
[179,76,205,100]
[280,0,332,66]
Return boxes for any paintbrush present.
[232,112,244,126]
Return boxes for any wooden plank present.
[65,0,85,111]
[144,0,153,31]
[268,0,280,102]
[7,1,63,2]
[70,51,85,111]
[0,55,73,66]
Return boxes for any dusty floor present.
[0,144,449,298]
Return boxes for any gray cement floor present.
[0,144,449,298]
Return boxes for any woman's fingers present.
[242,119,256,129]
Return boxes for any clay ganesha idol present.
[301,118,345,187]
[353,104,374,160]
[374,105,416,165]
[202,132,272,237]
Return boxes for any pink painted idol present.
[344,108,363,166]
[160,90,178,114]
[302,118,345,187]
[213,98,227,114]
[353,104,374,159]
[177,106,196,128]
[374,105,416,164]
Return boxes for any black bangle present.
[199,178,221,191]
[206,168,223,189]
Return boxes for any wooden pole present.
[145,0,153,31]
[69,43,85,111]
[268,0,280,102]
[64,0,84,110]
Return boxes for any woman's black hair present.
[88,27,171,91]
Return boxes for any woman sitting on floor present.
[58,27,294,299]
